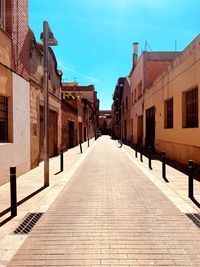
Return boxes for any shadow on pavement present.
[190,196,200,209]
[123,141,200,181]
[0,185,46,225]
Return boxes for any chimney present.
[133,42,139,69]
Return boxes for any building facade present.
[0,0,30,185]
[121,77,131,142]
[29,33,62,168]
[129,43,180,146]
[61,98,78,151]
[62,83,99,145]
[144,35,200,165]
[111,77,125,140]
[98,110,112,135]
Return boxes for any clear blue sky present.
[29,0,200,110]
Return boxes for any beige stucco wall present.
[0,64,12,96]
[0,73,30,185]
[0,29,11,68]
[76,91,94,102]
[144,36,200,164]
[0,29,12,97]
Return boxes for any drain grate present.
[186,213,200,229]
[13,212,43,234]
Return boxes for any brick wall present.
[61,100,78,151]
[5,0,30,80]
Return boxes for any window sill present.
[0,142,13,145]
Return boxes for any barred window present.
[165,98,173,128]
[0,96,8,142]
[184,87,198,128]
[126,96,128,110]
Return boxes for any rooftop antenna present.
[175,40,177,51]
[144,40,152,51]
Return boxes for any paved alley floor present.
[5,136,200,266]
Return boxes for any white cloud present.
[57,59,100,84]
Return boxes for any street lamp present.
[40,21,58,187]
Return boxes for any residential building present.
[61,97,78,151]
[0,0,30,185]
[29,32,62,168]
[98,110,112,135]
[111,77,125,140]
[61,83,99,147]
[129,42,180,146]
[144,35,200,165]
[120,77,131,142]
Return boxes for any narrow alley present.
[6,136,200,266]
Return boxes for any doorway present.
[137,115,143,145]
[68,121,74,148]
[145,106,155,149]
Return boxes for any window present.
[0,0,5,29]
[183,87,198,128]
[138,81,142,99]
[0,96,8,142]
[126,96,128,110]
[165,98,173,128]
[134,89,136,103]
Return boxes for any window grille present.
[0,96,8,142]
[185,88,198,128]
[165,98,173,128]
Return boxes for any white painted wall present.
[0,73,30,185]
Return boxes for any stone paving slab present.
[121,143,200,214]
[6,136,200,266]
[0,138,96,266]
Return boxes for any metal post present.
[88,137,89,147]
[43,21,49,187]
[79,141,83,153]
[140,145,143,162]
[60,152,64,172]
[10,167,17,217]
[188,160,194,199]
[135,144,138,158]
[148,146,152,170]
[162,151,166,179]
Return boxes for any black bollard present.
[135,144,138,158]
[88,137,89,147]
[148,146,152,170]
[10,167,17,217]
[162,151,166,179]
[60,152,64,172]
[79,142,83,153]
[140,145,143,162]
[188,160,194,199]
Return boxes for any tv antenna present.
[144,40,152,51]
